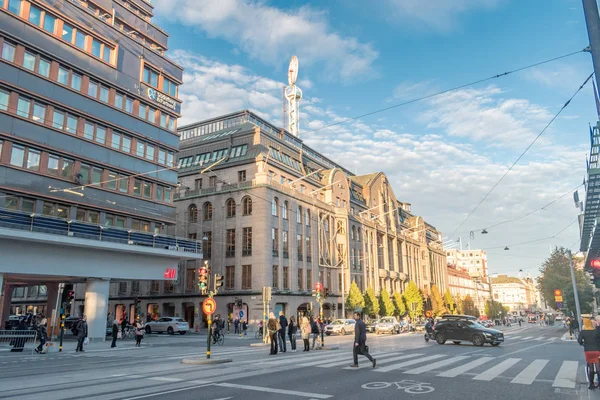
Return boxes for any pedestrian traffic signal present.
[68,291,75,301]
[214,273,224,292]
[592,259,600,268]
[315,282,322,292]
[198,267,208,294]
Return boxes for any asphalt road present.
[0,323,595,400]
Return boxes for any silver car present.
[145,317,189,335]
[374,317,401,334]
[325,319,356,336]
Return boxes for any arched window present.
[357,228,361,241]
[243,196,252,216]
[305,209,310,226]
[188,204,198,223]
[297,206,302,224]
[283,201,289,220]
[226,198,236,218]
[272,197,279,216]
[203,202,213,221]
[351,226,356,240]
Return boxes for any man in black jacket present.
[278,311,288,352]
[350,312,375,368]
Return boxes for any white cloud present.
[154,0,379,82]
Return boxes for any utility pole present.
[582,0,600,88]
[568,250,582,324]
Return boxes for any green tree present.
[392,292,407,317]
[404,281,424,320]
[379,288,395,316]
[463,294,479,317]
[538,247,594,314]
[345,281,365,313]
[455,294,464,314]
[484,300,507,319]
[444,289,456,314]
[363,287,380,318]
[430,285,448,317]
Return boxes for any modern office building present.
[0,0,202,339]
[104,110,448,327]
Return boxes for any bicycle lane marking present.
[361,380,435,394]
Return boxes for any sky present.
[153,0,598,278]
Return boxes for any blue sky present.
[154,0,597,277]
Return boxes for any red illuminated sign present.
[592,260,600,268]
[164,268,177,279]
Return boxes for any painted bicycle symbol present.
[361,380,435,394]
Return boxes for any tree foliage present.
[454,294,464,314]
[484,300,508,319]
[430,285,448,316]
[345,281,365,312]
[363,287,380,318]
[462,294,479,317]
[392,292,407,317]
[404,281,424,320]
[379,288,396,317]
[444,289,456,314]
[538,247,594,314]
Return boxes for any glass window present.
[87,211,99,224]
[95,126,106,144]
[27,149,40,171]
[23,52,36,71]
[119,175,128,193]
[136,141,145,157]
[47,154,59,175]
[56,204,69,219]
[167,152,174,167]
[57,67,68,85]
[143,182,151,198]
[0,90,8,111]
[168,117,175,131]
[43,14,56,33]
[42,203,56,216]
[71,73,81,91]
[156,185,163,201]
[107,171,117,190]
[91,167,102,184]
[66,115,77,133]
[8,0,21,15]
[122,135,131,153]
[32,103,45,123]
[91,39,102,58]
[99,86,109,102]
[158,149,166,165]
[61,158,73,178]
[38,59,50,77]
[62,23,74,43]
[143,66,158,87]
[16,97,30,118]
[79,164,90,183]
[160,114,167,128]
[133,179,142,196]
[115,93,123,109]
[21,198,35,213]
[145,145,154,161]
[147,108,156,123]
[75,31,86,49]
[29,5,42,25]
[10,145,25,167]
[83,122,94,140]
[138,104,147,119]
[125,98,133,113]
[1,42,15,62]
[102,46,111,63]
[111,131,120,149]
[88,81,98,98]
[164,187,171,203]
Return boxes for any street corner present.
[181,357,233,365]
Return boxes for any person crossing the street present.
[578,317,600,389]
[349,312,375,369]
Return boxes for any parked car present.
[478,320,493,328]
[366,319,380,333]
[434,318,504,347]
[374,317,401,334]
[324,319,356,336]
[413,322,427,332]
[145,317,189,335]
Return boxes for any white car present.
[374,317,401,334]
[325,319,356,336]
[145,317,189,335]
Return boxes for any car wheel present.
[491,342,500,347]
[472,334,484,347]
[453,341,461,345]
[145,326,151,334]
[326,332,331,336]
[435,333,446,345]
[179,331,186,335]
[167,327,174,335]
[341,329,346,335]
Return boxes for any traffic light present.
[198,267,208,294]
[591,259,600,288]
[237,298,243,308]
[68,290,75,301]
[214,274,224,292]
[315,282,322,299]
[323,288,329,298]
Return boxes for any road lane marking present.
[147,377,183,382]
[547,337,557,342]
[534,337,546,341]
[122,383,213,400]
[511,359,549,385]
[404,356,470,375]
[521,337,533,340]
[437,357,495,378]
[374,354,446,373]
[215,383,333,398]
[552,361,578,388]
[511,336,521,340]
[345,354,423,370]
[472,358,521,381]
[318,352,403,368]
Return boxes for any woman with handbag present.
[267,312,280,355]
[288,316,297,352]
[134,319,144,347]
[301,317,311,352]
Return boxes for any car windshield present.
[466,321,485,329]
[369,320,380,324]
[330,320,345,325]
[381,318,394,323]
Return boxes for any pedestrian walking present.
[267,312,280,355]
[578,317,600,389]
[35,314,47,354]
[301,316,311,351]
[111,318,119,348]
[75,315,88,352]
[310,317,319,349]
[288,316,297,352]
[242,320,247,335]
[234,318,239,335]
[349,312,375,368]
[278,311,288,352]
[134,319,144,347]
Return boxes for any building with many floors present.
[106,110,448,327]
[491,275,537,316]
[0,0,201,338]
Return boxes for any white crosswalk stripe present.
[473,358,521,381]
[521,336,533,340]
[553,361,578,389]
[343,354,423,370]
[404,356,470,375]
[319,352,402,369]
[374,354,446,373]
[511,336,521,340]
[437,357,495,378]
[511,359,549,385]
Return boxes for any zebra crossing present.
[503,335,558,342]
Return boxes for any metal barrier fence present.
[0,330,38,355]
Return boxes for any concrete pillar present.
[0,280,14,329]
[84,279,109,341]
[45,283,60,335]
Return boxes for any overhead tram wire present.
[484,219,579,251]
[449,72,594,239]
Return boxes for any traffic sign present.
[555,296,563,302]
[202,298,217,315]
[556,302,563,308]
[554,289,562,297]
[239,310,244,318]
[425,310,433,318]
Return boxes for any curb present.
[315,346,339,351]
[250,343,270,347]
[181,358,233,365]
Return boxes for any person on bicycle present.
[578,317,600,389]
[424,318,434,340]
[212,314,222,344]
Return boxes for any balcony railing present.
[242,249,252,257]
[0,207,202,254]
